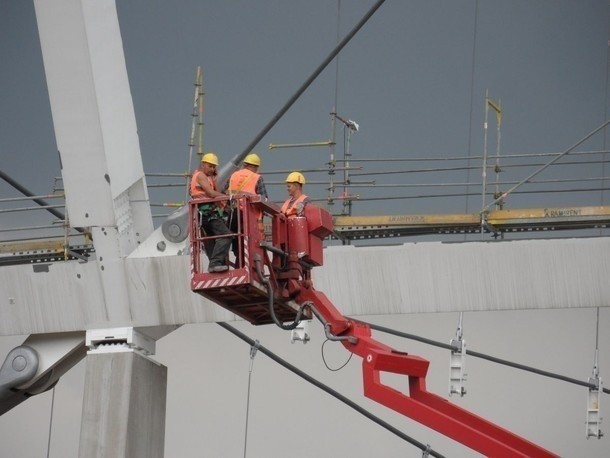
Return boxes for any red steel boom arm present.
[190,195,558,456]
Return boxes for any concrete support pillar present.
[78,352,167,458]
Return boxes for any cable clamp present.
[248,340,260,373]
[250,340,260,360]
[449,314,467,397]
[586,358,603,439]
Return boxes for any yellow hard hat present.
[285,171,306,185]
[201,152,219,166]
[244,153,261,167]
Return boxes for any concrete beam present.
[79,351,167,458]
[0,237,609,335]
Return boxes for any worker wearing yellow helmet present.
[190,152,220,199]
[226,152,268,198]
[190,152,232,273]
[225,152,268,266]
[281,171,310,217]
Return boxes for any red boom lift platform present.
[190,194,558,457]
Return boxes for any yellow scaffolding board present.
[333,205,610,239]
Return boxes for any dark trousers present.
[227,208,240,265]
[201,216,232,267]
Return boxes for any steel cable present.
[356,320,610,395]
[217,322,446,457]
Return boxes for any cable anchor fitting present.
[249,340,260,373]
[585,349,603,439]
[449,313,467,397]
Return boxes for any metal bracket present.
[586,351,603,439]
[449,314,467,397]
[249,340,260,360]
[0,346,39,415]
[86,327,155,355]
[0,332,87,416]
[248,340,261,373]
[307,304,357,345]
[480,212,499,237]
[291,320,311,344]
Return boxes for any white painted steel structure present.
[1,238,609,336]
[34,0,155,326]
[1,1,608,456]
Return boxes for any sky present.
[1,0,609,235]
[0,0,610,457]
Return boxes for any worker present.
[225,152,268,267]
[281,171,310,217]
[226,152,268,198]
[190,152,232,273]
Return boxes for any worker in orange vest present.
[225,153,268,267]
[190,152,232,273]
[281,171,310,217]
[226,153,268,198]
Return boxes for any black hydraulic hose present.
[217,322,445,457]
[253,257,303,330]
[0,170,85,234]
[358,320,610,395]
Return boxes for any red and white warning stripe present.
[243,235,249,268]
[194,273,249,290]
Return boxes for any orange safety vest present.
[228,169,259,195]
[190,169,216,198]
[281,194,309,217]
[229,168,263,222]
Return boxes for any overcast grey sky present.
[1,1,609,457]
[1,0,609,224]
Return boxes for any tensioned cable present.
[0,204,66,214]
[0,170,85,234]
[483,159,609,168]
[266,176,610,188]
[0,234,81,243]
[0,194,64,203]
[228,0,386,173]
[334,150,610,162]
[324,177,610,188]
[308,186,610,203]
[144,150,608,186]
[333,0,341,119]
[46,386,56,458]
[602,16,610,210]
[350,159,610,176]
[356,320,610,395]
[243,340,259,458]
[0,224,67,233]
[482,121,610,212]
[595,307,600,357]
[0,170,66,222]
[217,322,445,457]
[464,0,479,215]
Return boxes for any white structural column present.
[79,351,167,458]
[32,1,166,455]
[34,0,153,323]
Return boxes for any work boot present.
[208,265,229,273]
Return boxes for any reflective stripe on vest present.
[281,194,308,217]
[228,169,259,195]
